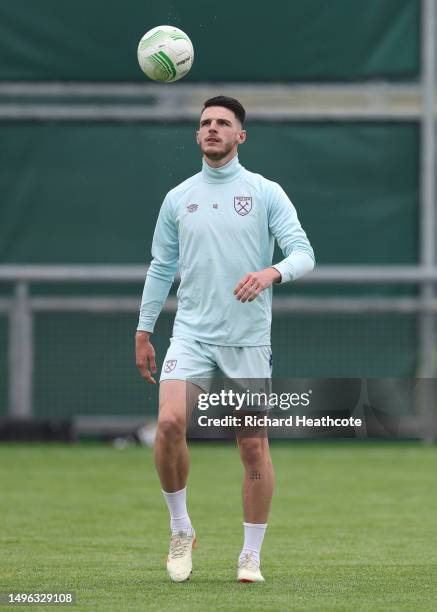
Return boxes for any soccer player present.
[136,96,315,583]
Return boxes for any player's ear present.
[239,130,247,145]
[196,130,200,144]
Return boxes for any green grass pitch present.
[1,441,436,611]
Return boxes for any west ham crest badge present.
[164,359,177,373]
[234,196,252,216]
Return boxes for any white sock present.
[162,487,192,534]
[239,522,267,566]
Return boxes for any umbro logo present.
[187,203,199,213]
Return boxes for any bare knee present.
[157,410,185,444]
[238,438,268,467]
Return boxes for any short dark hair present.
[202,96,246,126]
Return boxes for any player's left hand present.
[234,267,281,302]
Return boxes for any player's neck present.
[203,151,238,168]
[201,154,241,183]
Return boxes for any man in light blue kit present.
[135,96,315,583]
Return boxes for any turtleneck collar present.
[201,154,242,183]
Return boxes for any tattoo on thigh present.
[250,470,261,480]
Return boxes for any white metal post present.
[420,0,436,378]
[8,281,33,418]
[420,0,437,443]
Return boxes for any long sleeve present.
[268,183,315,283]
[137,195,179,332]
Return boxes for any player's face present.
[196,106,246,165]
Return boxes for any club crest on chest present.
[234,196,252,216]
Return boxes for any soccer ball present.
[137,25,194,83]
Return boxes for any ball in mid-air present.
[137,25,194,83]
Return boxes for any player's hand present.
[233,267,282,302]
[135,331,158,384]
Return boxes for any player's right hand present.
[135,331,158,384]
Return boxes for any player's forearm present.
[272,250,315,284]
[137,273,173,332]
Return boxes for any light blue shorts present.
[160,337,272,383]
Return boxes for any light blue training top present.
[137,154,315,346]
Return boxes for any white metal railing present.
[1,264,437,283]
[0,83,429,121]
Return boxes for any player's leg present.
[155,338,215,582]
[156,338,214,494]
[154,379,191,493]
[215,345,273,581]
[236,430,275,524]
[155,379,199,583]
[235,425,274,582]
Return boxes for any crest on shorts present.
[234,196,252,216]
[164,359,177,373]
[187,203,199,213]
